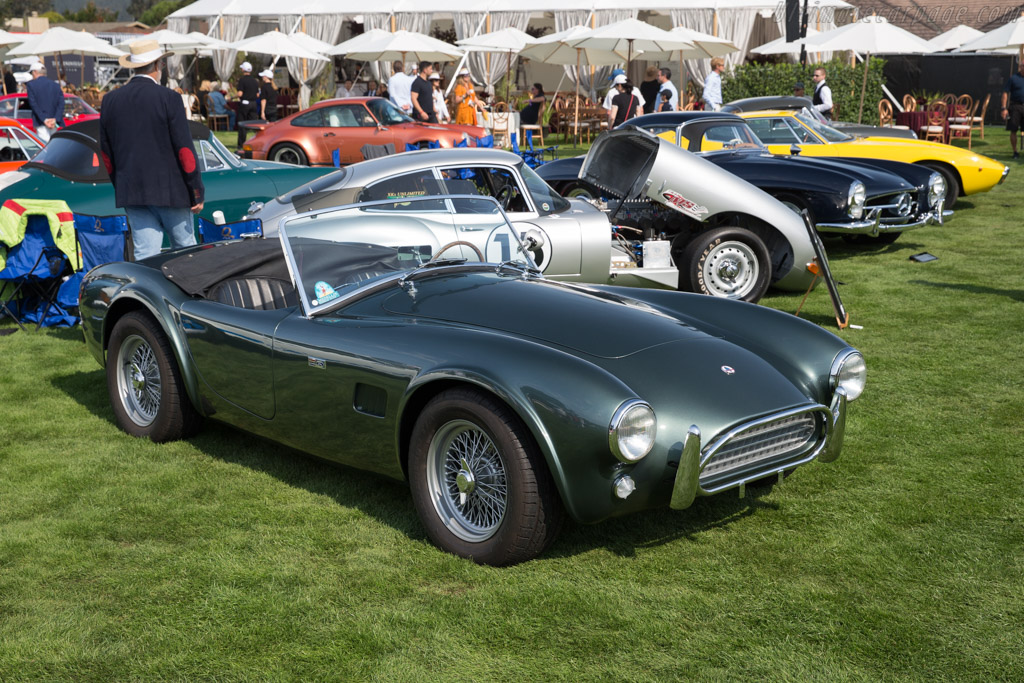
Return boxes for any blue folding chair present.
[509,132,546,169]
[476,135,494,148]
[524,129,556,164]
[197,217,263,244]
[0,215,73,329]
[56,214,129,314]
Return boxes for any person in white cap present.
[429,72,450,123]
[258,69,278,122]
[605,73,644,129]
[235,61,260,149]
[24,61,64,142]
[99,39,204,261]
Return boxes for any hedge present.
[721,58,888,125]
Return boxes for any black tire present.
[106,311,202,443]
[920,162,959,209]
[776,194,815,226]
[269,142,308,166]
[681,227,771,303]
[409,387,563,566]
[562,182,597,201]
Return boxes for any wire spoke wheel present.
[427,419,508,542]
[116,334,161,427]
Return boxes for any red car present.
[0,93,100,130]
[242,97,486,166]
[0,116,44,172]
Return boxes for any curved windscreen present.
[367,98,415,125]
[24,132,107,182]
[280,195,536,316]
[795,109,851,142]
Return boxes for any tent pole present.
[574,47,580,146]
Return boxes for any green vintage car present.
[80,196,866,565]
[0,120,332,224]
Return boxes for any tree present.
[61,2,117,22]
[139,0,186,27]
[0,0,53,25]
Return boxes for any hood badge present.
[661,189,709,219]
[721,365,736,375]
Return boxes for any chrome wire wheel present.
[115,334,161,427]
[426,419,508,542]
[701,240,760,298]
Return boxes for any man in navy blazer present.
[100,40,204,260]
[24,62,64,142]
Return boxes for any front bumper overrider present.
[669,388,848,509]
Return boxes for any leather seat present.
[209,277,298,310]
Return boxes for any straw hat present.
[118,39,165,70]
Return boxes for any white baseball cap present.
[612,74,627,85]
[258,69,274,79]
[240,61,252,72]
[29,61,46,73]
[428,73,440,80]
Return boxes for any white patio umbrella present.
[231,30,328,64]
[802,16,936,122]
[520,25,634,141]
[341,30,463,64]
[117,29,210,54]
[640,26,739,100]
[456,27,535,104]
[8,26,124,87]
[287,31,337,56]
[0,29,24,47]
[957,14,1024,57]
[326,28,392,57]
[751,28,821,55]
[927,25,984,51]
[567,18,696,73]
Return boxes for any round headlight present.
[847,181,867,219]
[928,172,946,209]
[831,350,866,402]
[609,400,657,463]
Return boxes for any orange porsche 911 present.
[0,116,44,172]
[241,97,486,166]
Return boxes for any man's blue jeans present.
[124,205,196,260]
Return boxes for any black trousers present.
[236,102,259,148]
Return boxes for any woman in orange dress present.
[453,69,484,126]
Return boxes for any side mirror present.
[789,144,801,156]
[520,228,545,252]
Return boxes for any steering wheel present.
[495,184,515,210]
[431,240,484,262]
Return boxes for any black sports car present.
[721,96,919,139]
[537,112,948,243]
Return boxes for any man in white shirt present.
[603,72,645,127]
[388,61,413,113]
[335,79,358,98]
[702,57,724,111]
[811,67,834,119]
[657,68,678,110]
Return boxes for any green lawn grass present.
[2,130,1022,680]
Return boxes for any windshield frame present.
[794,109,851,142]
[279,194,537,318]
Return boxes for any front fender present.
[80,262,206,415]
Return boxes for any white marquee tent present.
[168,0,856,101]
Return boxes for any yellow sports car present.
[739,109,1008,208]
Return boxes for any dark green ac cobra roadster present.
[80,196,866,565]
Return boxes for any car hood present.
[380,272,708,358]
[375,271,812,418]
[704,149,916,196]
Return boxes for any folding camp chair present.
[0,214,73,329]
[509,132,547,169]
[523,130,556,165]
[56,214,129,314]
[197,216,263,244]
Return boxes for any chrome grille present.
[868,192,919,225]
[701,412,818,481]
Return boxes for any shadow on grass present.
[909,279,1024,302]
[51,368,778,561]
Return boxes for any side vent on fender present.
[354,383,388,418]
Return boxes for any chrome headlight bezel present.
[608,400,657,463]
[927,172,946,209]
[847,181,867,219]
[830,349,866,402]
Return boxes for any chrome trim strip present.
[819,388,848,464]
